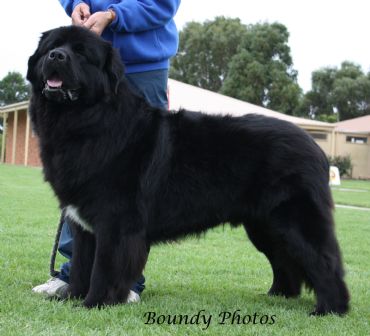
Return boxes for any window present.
[346,136,368,144]
[308,132,328,141]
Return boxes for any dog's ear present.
[26,55,37,83]
[27,52,42,84]
[104,46,124,95]
[27,31,51,84]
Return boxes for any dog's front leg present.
[68,222,96,299]
[83,227,148,308]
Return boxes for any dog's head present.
[27,26,123,104]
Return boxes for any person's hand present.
[83,11,113,36]
[72,3,91,26]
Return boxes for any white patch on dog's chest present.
[65,205,94,233]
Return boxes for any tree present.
[170,17,247,92]
[171,19,301,115]
[0,72,30,106]
[297,62,370,121]
[221,22,301,114]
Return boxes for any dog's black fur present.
[27,26,349,315]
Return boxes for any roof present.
[168,79,334,129]
[0,101,29,114]
[335,115,370,134]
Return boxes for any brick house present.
[1,101,41,166]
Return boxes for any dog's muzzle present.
[42,84,80,103]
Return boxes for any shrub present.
[328,155,353,177]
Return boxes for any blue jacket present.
[59,0,180,73]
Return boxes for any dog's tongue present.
[47,79,63,88]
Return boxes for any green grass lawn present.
[0,165,369,336]
[331,179,370,208]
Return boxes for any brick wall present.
[4,110,42,167]
[28,130,42,166]
[5,113,15,164]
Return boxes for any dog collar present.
[42,85,81,103]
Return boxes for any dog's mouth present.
[44,71,64,90]
[43,75,81,102]
[46,77,63,89]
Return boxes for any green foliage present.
[172,18,370,121]
[328,155,353,177]
[222,22,302,115]
[170,18,301,115]
[0,71,30,106]
[171,17,247,92]
[316,114,338,123]
[297,62,370,121]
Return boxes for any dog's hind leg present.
[284,229,349,315]
[68,223,96,299]
[244,223,303,298]
[269,199,350,315]
[83,226,148,308]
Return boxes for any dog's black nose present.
[48,48,67,62]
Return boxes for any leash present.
[49,209,65,277]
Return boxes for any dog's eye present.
[50,39,63,50]
[73,44,86,55]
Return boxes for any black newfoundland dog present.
[27,26,349,315]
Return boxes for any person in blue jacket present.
[32,0,181,303]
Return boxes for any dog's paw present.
[310,304,348,317]
[83,296,106,309]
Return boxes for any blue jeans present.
[57,69,169,294]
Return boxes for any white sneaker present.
[32,277,69,297]
[127,290,141,303]
[33,278,140,303]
